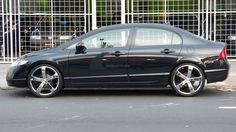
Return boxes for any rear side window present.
[135,28,182,46]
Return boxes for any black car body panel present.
[6,24,229,89]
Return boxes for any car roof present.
[97,23,179,31]
[79,23,184,39]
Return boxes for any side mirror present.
[75,42,86,54]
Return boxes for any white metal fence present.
[0,0,236,63]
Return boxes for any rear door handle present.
[160,49,175,54]
[111,51,126,56]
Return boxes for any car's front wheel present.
[27,64,63,97]
[170,63,205,97]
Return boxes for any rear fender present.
[168,57,206,84]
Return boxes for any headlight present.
[11,59,28,67]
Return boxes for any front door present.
[68,28,131,86]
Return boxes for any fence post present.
[17,0,21,57]
[131,0,133,23]
[214,0,216,41]
[9,0,14,62]
[84,0,87,33]
[1,0,5,62]
[198,0,200,36]
[92,0,97,30]
[164,0,167,23]
[206,0,209,40]
[121,0,125,24]
[50,0,54,48]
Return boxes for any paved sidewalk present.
[230,61,236,76]
[0,64,14,89]
[0,62,236,90]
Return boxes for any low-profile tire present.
[170,63,205,97]
[27,64,63,97]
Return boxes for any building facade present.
[0,0,236,63]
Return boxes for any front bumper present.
[6,65,28,88]
[7,79,27,88]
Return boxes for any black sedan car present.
[6,24,229,97]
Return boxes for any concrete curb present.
[0,86,15,90]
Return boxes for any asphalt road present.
[0,88,236,132]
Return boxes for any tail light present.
[218,47,227,59]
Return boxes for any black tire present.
[27,64,63,97]
[170,63,205,97]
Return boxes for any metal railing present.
[0,0,236,63]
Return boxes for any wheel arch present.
[26,60,65,87]
[168,58,207,84]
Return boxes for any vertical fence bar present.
[1,0,5,62]
[128,0,130,23]
[201,0,204,38]
[6,0,10,61]
[17,0,21,57]
[51,0,54,47]
[209,0,212,40]
[121,0,125,24]
[87,0,91,30]
[205,0,209,40]
[214,0,216,41]
[198,0,200,36]
[13,0,17,58]
[13,0,16,58]
[84,0,87,33]
[131,0,133,23]
[9,0,13,62]
[92,0,96,30]
[5,0,8,60]
[164,0,167,23]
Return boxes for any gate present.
[124,0,236,59]
[0,0,236,63]
[0,0,91,63]
[0,0,20,62]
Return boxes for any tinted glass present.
[68,28,130,49]
[135,28,181,46]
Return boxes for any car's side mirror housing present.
[75,42,87,54]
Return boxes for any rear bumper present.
[205,69,229,83]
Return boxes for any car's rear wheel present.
[170,63,205,97]
[27,64,63,97]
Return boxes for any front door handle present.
[160,49,175,54]
[111,51,126,56]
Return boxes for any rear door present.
[128,27,182,85]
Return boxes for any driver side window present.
[82,28,130,49]
[67,28,130,50]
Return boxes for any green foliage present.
[39,0,49,12]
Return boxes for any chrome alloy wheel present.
[171,64,205,96]
[28,65,62,97]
